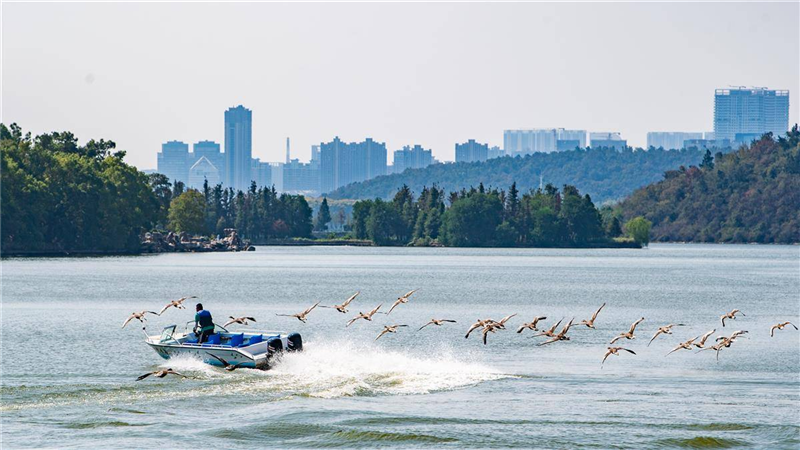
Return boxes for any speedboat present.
[144,322,302,370]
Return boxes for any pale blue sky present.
[3,2,798,169]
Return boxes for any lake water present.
[1,244,798,448]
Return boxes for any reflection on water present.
[1,244,798,448]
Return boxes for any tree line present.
[618,128,800,244]
[1,124,313,253]
[329,145,706,205]
[156,176,313,241]
[350,183,648,247]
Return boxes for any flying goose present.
[535,318,564,338]
[692,329,716,348]
[136,368,187,381]
[276,301,321,323]
[386,290,418,315]
[517,316,548,334]
[376,324,408,340]
[122,310,159,328]
[223,316,257,328]
[418,319,457,331]
[770,321,798,337]
[648,323,684,346]
[610,318,645,344]
[577,303,606,329]
[666,336,698,356]
[158,296,197,315]
[465,319,497,338]
[320,292,360,314]
[720,309,744,327]
[538,318,575,346]
[481,322,505,345]
[346,303,383,327]
[602,347,636,366]
[206,352,245,371]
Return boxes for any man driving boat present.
[194,303,215,343]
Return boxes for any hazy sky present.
[3,2,798,169]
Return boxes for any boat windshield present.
[159,325,177,343]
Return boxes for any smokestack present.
[286,137,290,164]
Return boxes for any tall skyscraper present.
[590,132,627,149]
[455,139,489,163]
[157,140,190,185]
[714,87,790,142]
[319,137,387,193]
[646,132,704,150]
[393,145,433,173]
[224,105,253,191]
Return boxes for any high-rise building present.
[157,140,190,185]
[192,141,224,182]
[188,156,221,189]
[283,159,320,194]
[557,129,587,150]
[488,146,504,159]
[646,132,704,150]
[392,144,433,174]
[224,105,253,191]
[455,139,489,163]
[504,129,586,155]
[504,129,556,155]
[590,132,627,149]
[250,158,273,190]
[319,137,387,193]
[714,87,790,142]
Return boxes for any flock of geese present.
[128,292,798,379]
[269,292,797,367]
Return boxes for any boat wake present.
[162,340,509,399]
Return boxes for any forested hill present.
[328,147,704,204]
[619,128,800,244]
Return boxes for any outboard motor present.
[286,333,303,352]
[266,337,283,358]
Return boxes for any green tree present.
[440,193,503,247]
[625,216,652,247]
[366,199,403,245]
[700,149,714,170]
[314,197,332,231]
[168,190,206,235]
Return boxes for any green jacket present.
[195,310,214,332]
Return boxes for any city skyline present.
[4,2,799,170]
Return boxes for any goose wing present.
[386,299,402,315]
[628,318,644,334]
[135,372,154,381]
[401,289,418,299]
[303,301,321,315]
[369,304,383,316]
[499,313,517,325]
[122,315,135,329]
[342,292,360,307]
[206,352,230,367]
[592,303,606,321]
